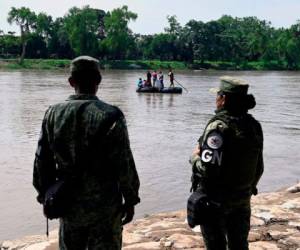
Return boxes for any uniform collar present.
[67,94,99,101]
[215,107,228,115]
[215,107,247,117]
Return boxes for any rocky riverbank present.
[1,183,300,250]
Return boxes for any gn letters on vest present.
[200,120,225,169]
[201,131,223,166]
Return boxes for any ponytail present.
[245,94,256,110]
[224,93,256,114]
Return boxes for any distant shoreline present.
[0,59,294,71]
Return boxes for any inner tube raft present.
[136,87,182,94]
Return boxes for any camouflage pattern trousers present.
[59,209,123,250]
[200,204,251,250]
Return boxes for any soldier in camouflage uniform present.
[33,56,140,250]
[189,76,264,250]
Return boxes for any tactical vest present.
[199,110,263,202]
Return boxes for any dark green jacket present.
[190,109,264,203]
[33,94,140,210]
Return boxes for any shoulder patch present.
[207,132,223,149]
[203,119,227,142]
[206,120,227,132]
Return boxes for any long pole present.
[174,79,188,93]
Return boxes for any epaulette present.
[203,119,228,141]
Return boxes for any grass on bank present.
[0,58,292,70]
[0,59,187,70]
[191,60,288,70]
[0,59,70,70]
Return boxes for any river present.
[0,69,299,240]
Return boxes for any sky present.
[1,0,300,34]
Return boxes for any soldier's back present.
[44,96,124,219]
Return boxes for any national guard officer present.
[33,56,140,250]
[189,76,264,250]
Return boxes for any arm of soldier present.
[251,122,264,195]
[106,116,140,206]
[251,152,264,195]
[33,110,56,203]
[189,145,205,176]
[189,135,203,171]
[189,144,207,193]
[106,116,140,225]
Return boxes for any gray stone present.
[286,183,300,193]
[282,200,300,210]
[1,240,13,249]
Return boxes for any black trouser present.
[59,205,122,250]
[170,79,174,87]
[200,204,251,250]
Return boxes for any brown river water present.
[0,69,299,240]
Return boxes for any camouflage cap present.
[70,56,100,73]
[210,76,249,95]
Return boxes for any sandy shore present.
[1,183,300,250]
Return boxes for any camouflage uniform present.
[190,77,264,250]
[33,94,140,250]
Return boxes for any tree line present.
[1,5,300,69]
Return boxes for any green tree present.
[183,20,206,62]
[164,15,182,60]
[35,13,53,42]
[202,21,225,61]
[276,25,300,69]
[135,34,154,59]
[47,18,73,58]
[165,15,182,36]
[7,7,37,63]
[217,16,273,62]
[0,32,21,57]
[26,33,47,58]
[216,15,241,61]
[63,6,104,56]
[101,5,137,59]
[149,33,174,60]
[240,17,272,61]
[285,38,300,69]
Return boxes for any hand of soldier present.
[121,205,135,225]
[189,145,201,166]
[192,145,201,156]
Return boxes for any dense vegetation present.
[1,5,300,69]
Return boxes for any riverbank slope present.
[1,183,300,250]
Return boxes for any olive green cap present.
[210,76,249,95]
[70,56,100,73]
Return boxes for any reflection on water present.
[0,69,299,240]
